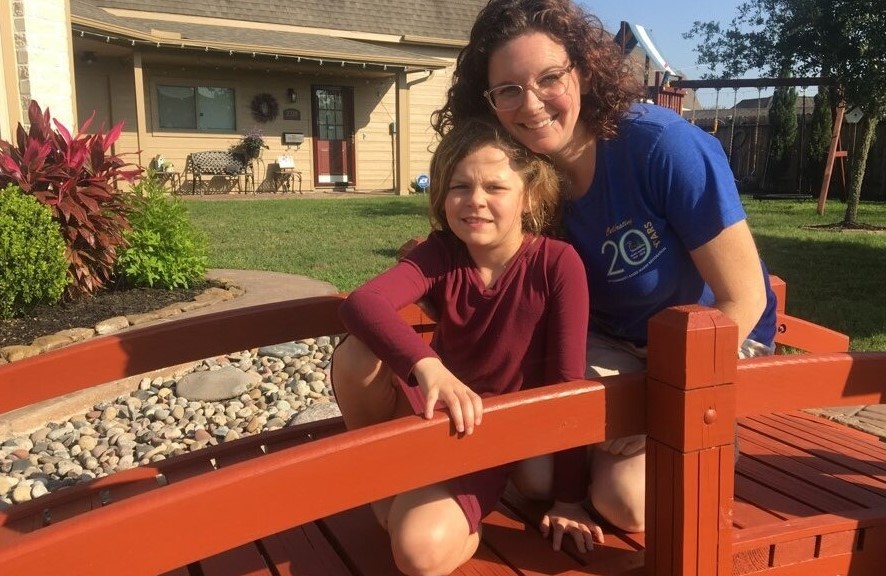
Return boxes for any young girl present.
[331,117,602,576]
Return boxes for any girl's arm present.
[339,236,482,434]
[339,259,439,378]
[540,244,603,550]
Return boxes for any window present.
[157,85,235,131]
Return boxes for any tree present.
[686,0,886,226]
[805,88,832,193]
[767,85,797,189]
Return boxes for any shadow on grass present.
[755,231,886,347]
[373,248,399,259]
[349,197,428,218]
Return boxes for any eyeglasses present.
[483,65,575,112]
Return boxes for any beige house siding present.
[355,78,398,191]
[73,46,461,194]
[139,68,319,192]
[4,1,491,194]
[0,0,19,139]
[406,68,454,187]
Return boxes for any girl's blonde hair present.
[427,117,562,236]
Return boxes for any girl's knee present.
[390,522,476,576]
[510,455,553,500]
[388,491,477,576]
[330,336,379,385]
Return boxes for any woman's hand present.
[541,500,604,552]
[598,434,646,456]
[412,357,483,435]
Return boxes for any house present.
[2,0,487,194]
[3,2,743,196]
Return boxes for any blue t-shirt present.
[563,103,777,347]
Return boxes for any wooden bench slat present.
[499,484,647,552]
[321,503,522,576]
[318,505,405,575]
[739,427,886,504]
[732,493,792,528]
[480,510,589,575]
[158,566,191,576]
[734,474,820,521]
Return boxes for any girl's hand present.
[541,500,604,553]
[412,357,483,435]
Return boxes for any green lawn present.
[184,196,431,294]
[744,198,886,351]
[185,195,886,351]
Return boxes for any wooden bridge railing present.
[0,278,884,575]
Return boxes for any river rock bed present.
[0,336,341,509]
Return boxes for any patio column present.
[4,0,76,129]
[395,70,410,195]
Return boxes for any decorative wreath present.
[250,93,279,123]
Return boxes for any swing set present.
[654,76,847,210]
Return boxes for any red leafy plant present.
[0,101,140,298]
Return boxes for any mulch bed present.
[0,284,212,349]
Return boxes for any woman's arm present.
[690,220,768,345]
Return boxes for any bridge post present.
[645,305,738,576]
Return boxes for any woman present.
[432,0,777,533]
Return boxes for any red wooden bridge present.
[1,277,884,575]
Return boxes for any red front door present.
[312,86,355,188]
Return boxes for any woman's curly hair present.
[431,0,643,140]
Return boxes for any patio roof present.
[71,0,457,72]
[79,0,484,42]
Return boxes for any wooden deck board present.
[749,414,886,471]
[2,410,883,576]
[261,523,352,575]
[175,411,883,576]
[738,430,886,508]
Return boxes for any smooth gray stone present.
[290,402,341,425]
[176,366,251,402]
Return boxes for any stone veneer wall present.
[9,0,75,128]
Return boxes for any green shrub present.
[117,177,208,289]
[0,101,139,299]
[0,184,68,319]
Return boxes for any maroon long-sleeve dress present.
[338,230,590,532]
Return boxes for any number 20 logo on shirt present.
[602,221,662,277]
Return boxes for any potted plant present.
[232,127,269,161]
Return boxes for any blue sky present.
[578,0,759,107]
[579,0,745,78]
